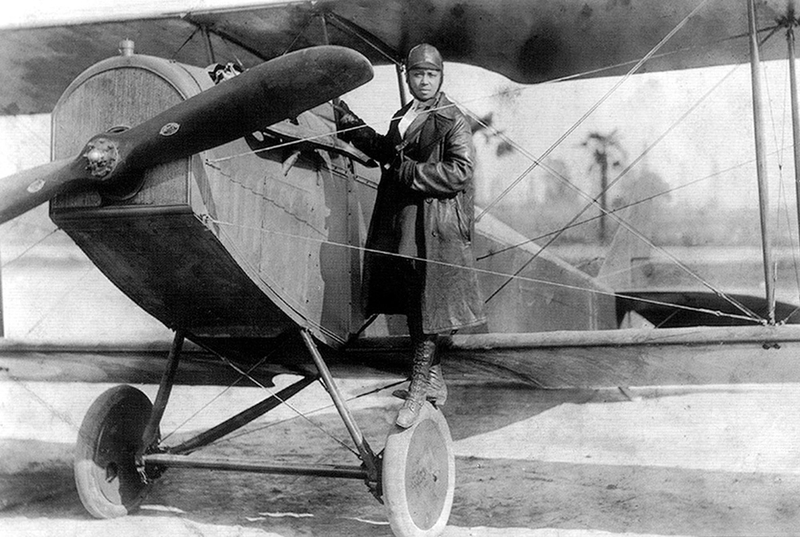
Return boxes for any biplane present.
[3,1,800,536]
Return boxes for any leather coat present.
[341,92,485,333]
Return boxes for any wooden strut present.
[201,25,216,65]
[165,374,318,455]
[787,18,800,280]
[139,328,380,489]
[747,0,777,324]
[322,11,407,106]
[299,329,380,485]
[144,454,368,480]
[141,329,185,452]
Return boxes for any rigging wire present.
[206,17,756,166]
[195,2,766,320]
[204,214,762,325]
[220,378,407,445]
[206,8,769,171]
[457,68,762,320]
[0,227,61,269]
[5,3,783,328]
[476,147,778,262]
[474,0,713,222]
[201,54,796,325]
[756,28,800,323]
[5,2,798,466]
[776,29,800,322]
[211,353,359,457]
[23,263,95,338]
[324,11,402,66]
[762,45,784,304]
[159,339,292,443]
[280,12,318,56]
[171,26,202,61]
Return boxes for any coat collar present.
[394,92,458,121]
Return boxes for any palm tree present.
[581,129,626,243]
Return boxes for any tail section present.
[597,174,656,291]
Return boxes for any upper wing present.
[0,0,791,115]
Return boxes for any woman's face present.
[407,68,442,102]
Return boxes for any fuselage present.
[50,51,616,362]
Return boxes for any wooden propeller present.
[0,45,373,224]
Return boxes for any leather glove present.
[333,100,364,130]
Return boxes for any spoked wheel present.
[382,402,455,537]
[74,385,154,518]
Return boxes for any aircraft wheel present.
[74,385,154,518]
[382,402,455,537]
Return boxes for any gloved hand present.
[395,154,418,187]
[333,100,364,130]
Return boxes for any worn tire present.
[382,402,455,537]
[74,385,153,518]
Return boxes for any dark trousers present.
[400,259,440,365]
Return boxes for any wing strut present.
[748,0,776,324]
[323,11,408,106]
[787,14,800,320]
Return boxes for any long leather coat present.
[343,92,485,334]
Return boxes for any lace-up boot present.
[395,338,435,428]
[392,363,447,406]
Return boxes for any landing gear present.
[382,402,455,537]
[74,384,154,518]
[72,329,456,537]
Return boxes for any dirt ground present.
[3,372,800,537]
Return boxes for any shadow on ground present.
[3,382,800,536]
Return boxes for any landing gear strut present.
[73,329,456,537]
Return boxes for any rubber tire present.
[74,385,154,518]
[383,402,455,537]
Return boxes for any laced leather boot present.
[392,363,448,407]
[395,338,435,428]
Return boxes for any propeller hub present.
[82,138,119,178]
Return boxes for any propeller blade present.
[0,158,84,224]
[0,46,373,226]
[104,45,375,177]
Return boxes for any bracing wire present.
[474,0,713,221]
[198,0,754,317]
[280,12,318,56]
[466,62,739,261]
[7,1,797,466]
[159,339,292,444]
[212,354,359,457]
[762,45,784,302]
[754,26,800,323]
[456,66,762,321]
[198,44,792,326]
[220,378,407,446]
[171,26,201,61]
[203,214,762,325]
[0,227,61,269]
[25,264,96,337]
[475,145,777,262]
[777,56,800,310]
